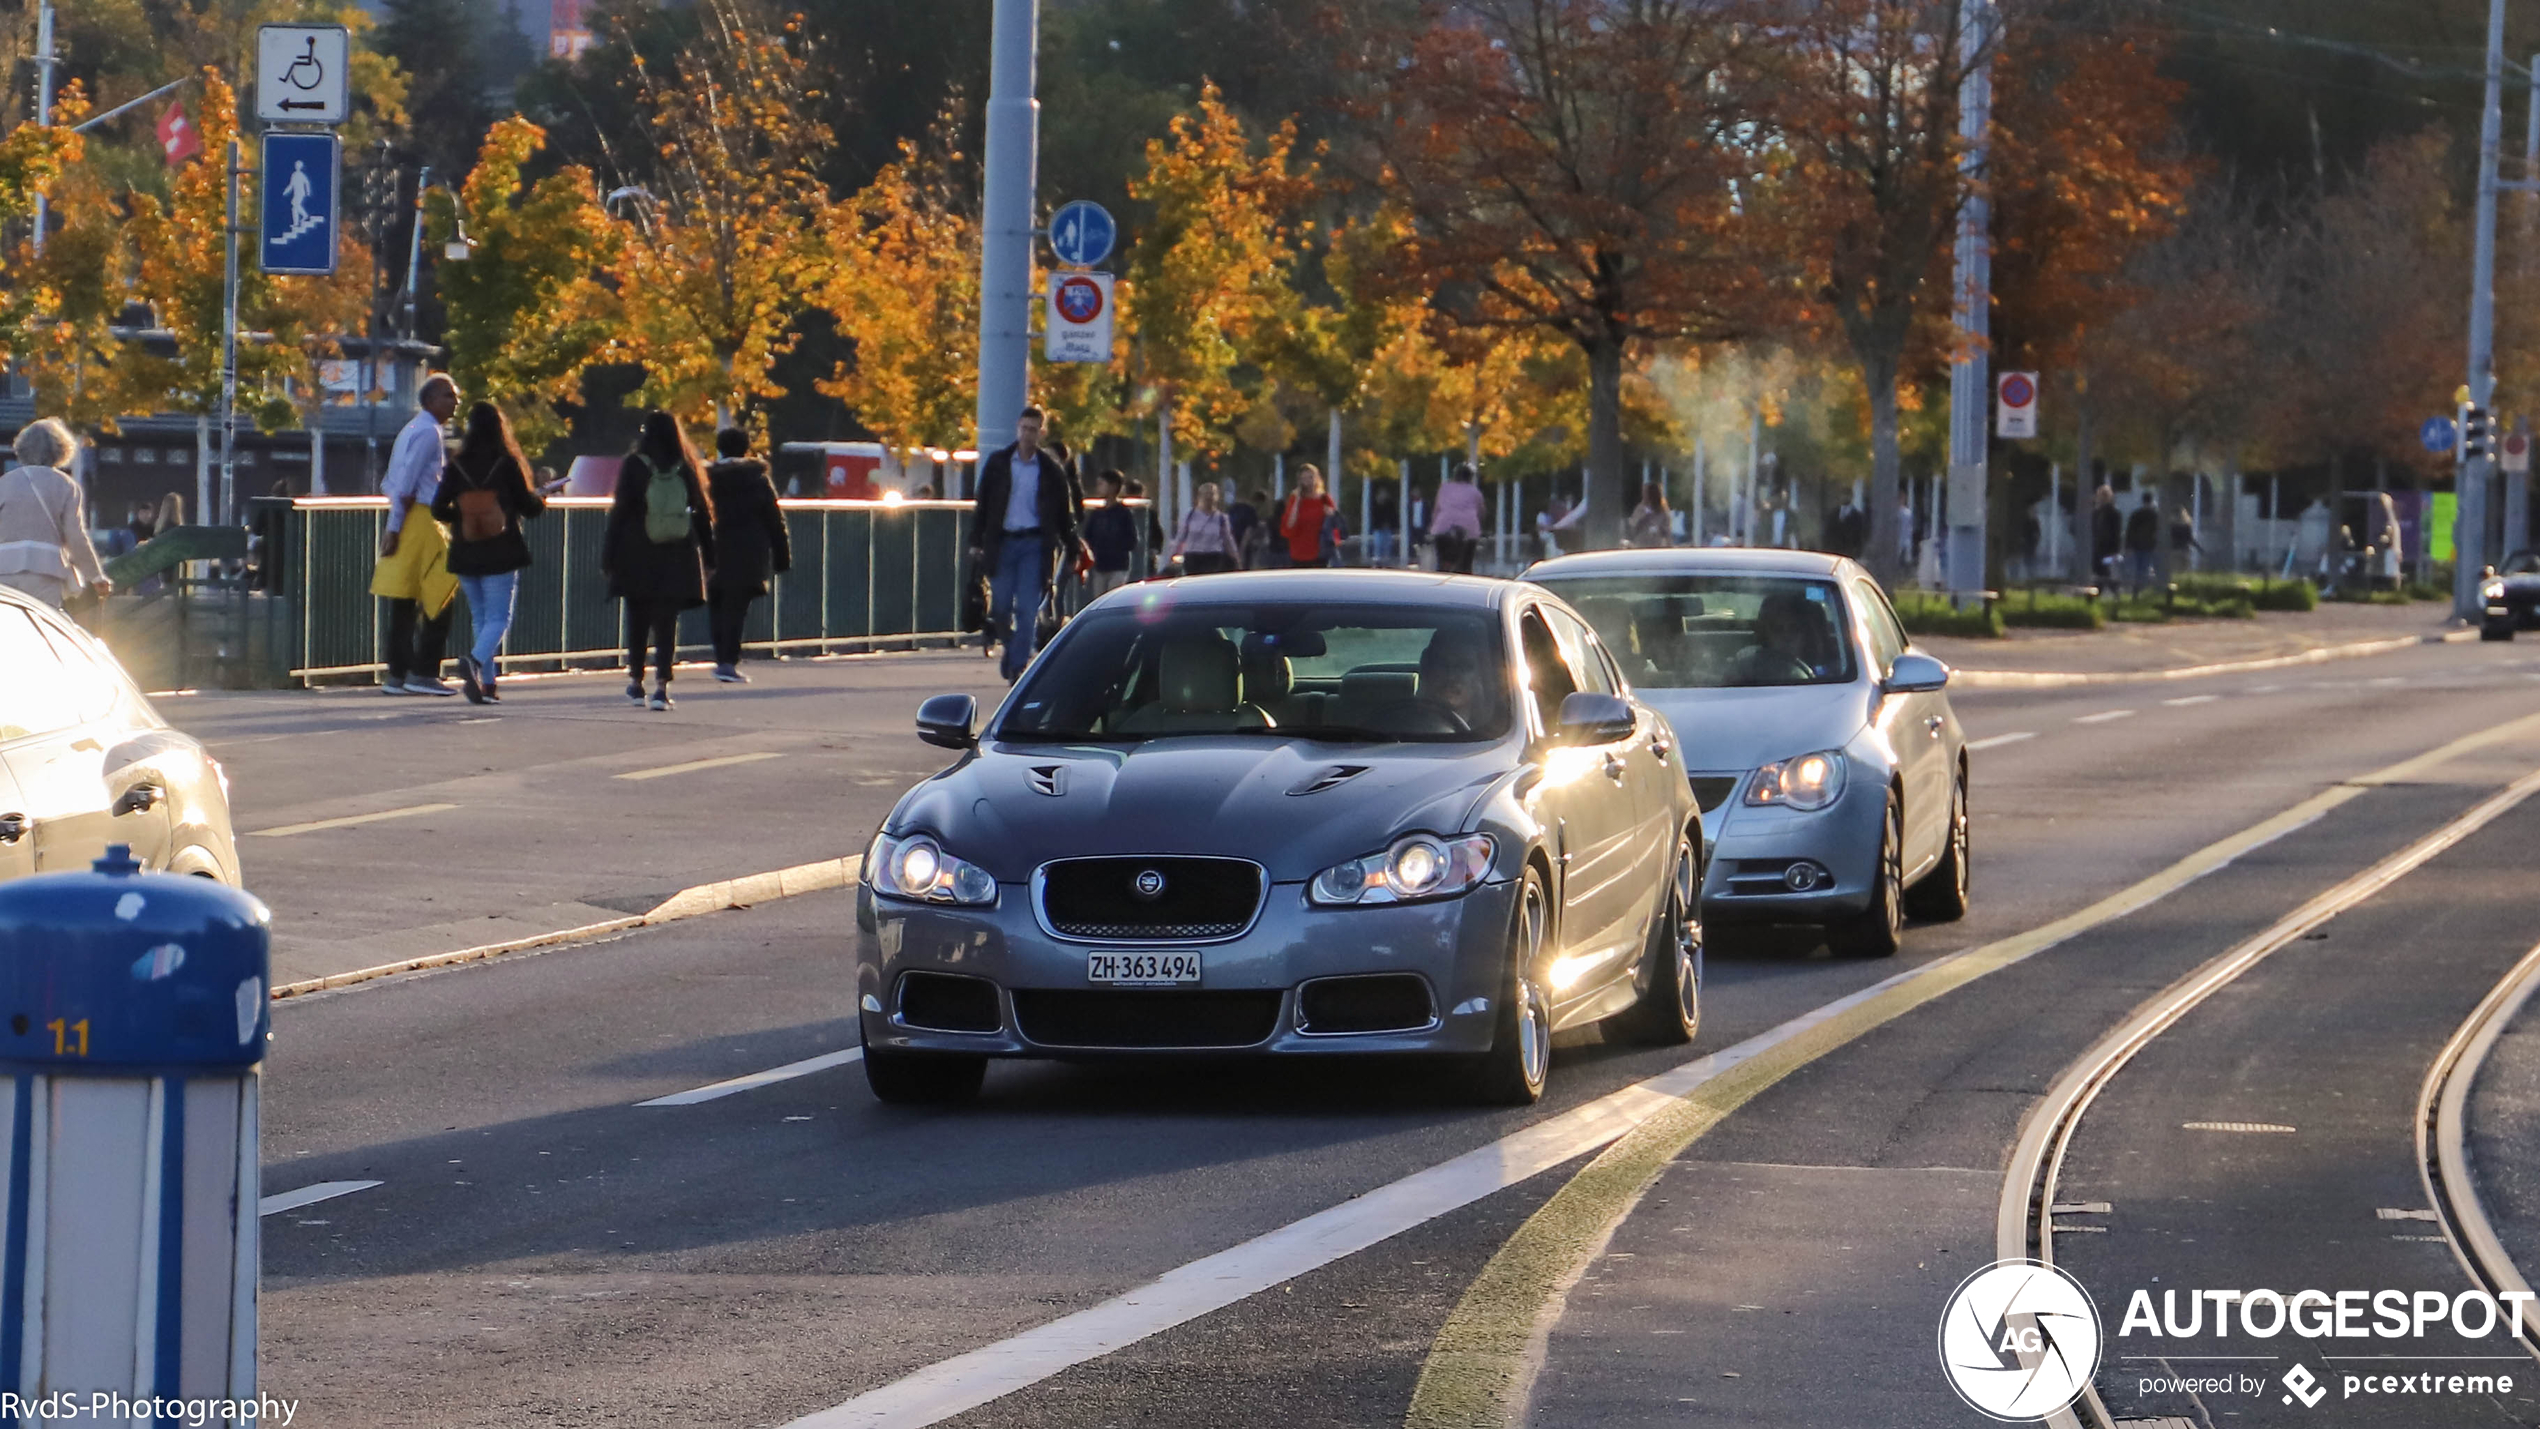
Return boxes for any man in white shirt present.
[372,373,460,694]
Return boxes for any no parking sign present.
[1045,272,1114,363]
[1996,371,2039,439]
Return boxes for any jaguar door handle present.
[113,784,165,817]
[0,813,27,845]
[1603,752,1627,783]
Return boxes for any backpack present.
[453,461,505,543]
[643,459,691,544]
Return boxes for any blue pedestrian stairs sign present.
[261,131,339,276]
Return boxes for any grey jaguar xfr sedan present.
[855,570,1703,1106]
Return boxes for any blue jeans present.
[990,536,1049,680]
[458,571,518,673]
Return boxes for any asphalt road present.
[207,633,2540,1427]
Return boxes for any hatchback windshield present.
[998,603,1511,742]
[1532,575,1857,689]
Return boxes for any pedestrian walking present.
[369,373,462,695]
[704,427,791,684]
[1626,479,1671,548]
[429,401,558,704]
[1226,487,1262,570]
[968,404,1079,682]
[2091,485,2122,588]
[2124,493,2160,592]
[0,418,111,610]
[1171,481,1239,574]
[604,410,715,711]
[1279,465,1342,568]
[1431,462,1486,574]
[2167,500,2199,574]
[1082,470,1140,598]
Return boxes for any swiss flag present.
[157,103,201,166]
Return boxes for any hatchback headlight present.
[867,832,998,905]
[1745,751,1847,812]
[1309,833,1496,906]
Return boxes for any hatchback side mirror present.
[1883,652,1950,694]
[1555,691,1636,745]
[916,693,978,750]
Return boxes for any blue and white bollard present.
[0,846,273,1426]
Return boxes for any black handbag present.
[959,556,989,634]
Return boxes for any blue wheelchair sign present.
[1048,200,1115,270]
[2421,415,2458,455]
[261,132,340,276]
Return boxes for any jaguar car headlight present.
[1310,833,1496,906]
[868,832,998,905]
[1745,751,1847,812]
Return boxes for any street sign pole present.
[31,1,54,256]
[2459,0,2507,618]
[220,138,242,526]
[1943,0,1996,608]
[975,0,1039,458]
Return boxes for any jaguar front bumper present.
[856,879,1520,1057]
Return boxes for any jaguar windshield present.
[997,603,1511,742]
[1532,575,1857,689]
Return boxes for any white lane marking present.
[777,953,2125,1429]
[2073,709,2137,725]
[2377,1208,2441,1221]
[258,1180,382,1216]
[1967,732,2035,752]
[2181,1120,2294,1133]
[616,751,784,782]
[2162,695,2219,707]
[247,803,457,838]
[637,1048,864,1106]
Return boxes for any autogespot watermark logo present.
[1939,1259,2103,1421]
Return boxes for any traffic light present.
[2464,406,2494,462]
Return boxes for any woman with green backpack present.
[603,410,715,710]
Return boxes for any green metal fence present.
[252,495,1152,687]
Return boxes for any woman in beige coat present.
[0,418,110,608]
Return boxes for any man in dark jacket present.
[970,405,1081,681]
[706,427,792,683]
[2123,492,2161,593]
[2091,485,2123,588]
[1082,470,1141,599]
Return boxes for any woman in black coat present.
[705,427,792,682]
[430,401,558,704]
[604,410,715,710]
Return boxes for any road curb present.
[1953,629,2472,689]
[269,854,863,1000]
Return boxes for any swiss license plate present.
[1087,950,1201,985]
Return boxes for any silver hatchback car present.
[1527,549,1968,956]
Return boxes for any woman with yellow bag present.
[370,375,462,695]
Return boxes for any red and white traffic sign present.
[1045,272,1114,363]
[2504,431,2531,475]
[1996,371,2039,440]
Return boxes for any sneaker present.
[626,680,646,705]
[713,665,747,684]
[408,676,459,697]
[648,686,672,712]
[380,677,414,696]
[458,656,487,705]
[482,677,502,703]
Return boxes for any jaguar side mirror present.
[1883,652,1950,695]
[1555,691,1636,746]
[916,693,978,750]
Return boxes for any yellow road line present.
[246,803,457,838]
[614,751,784,782]
[1406,707,2540,1429]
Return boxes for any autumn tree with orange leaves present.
[1351,0,1775,547]
[816,107,981,458]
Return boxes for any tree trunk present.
[1863,350,1905,587]
[1584,334,1624,549]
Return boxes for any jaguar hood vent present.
[1287,765,1371,796]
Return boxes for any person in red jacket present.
[1279,464,1342,568]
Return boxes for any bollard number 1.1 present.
[46,1017,88,1057]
